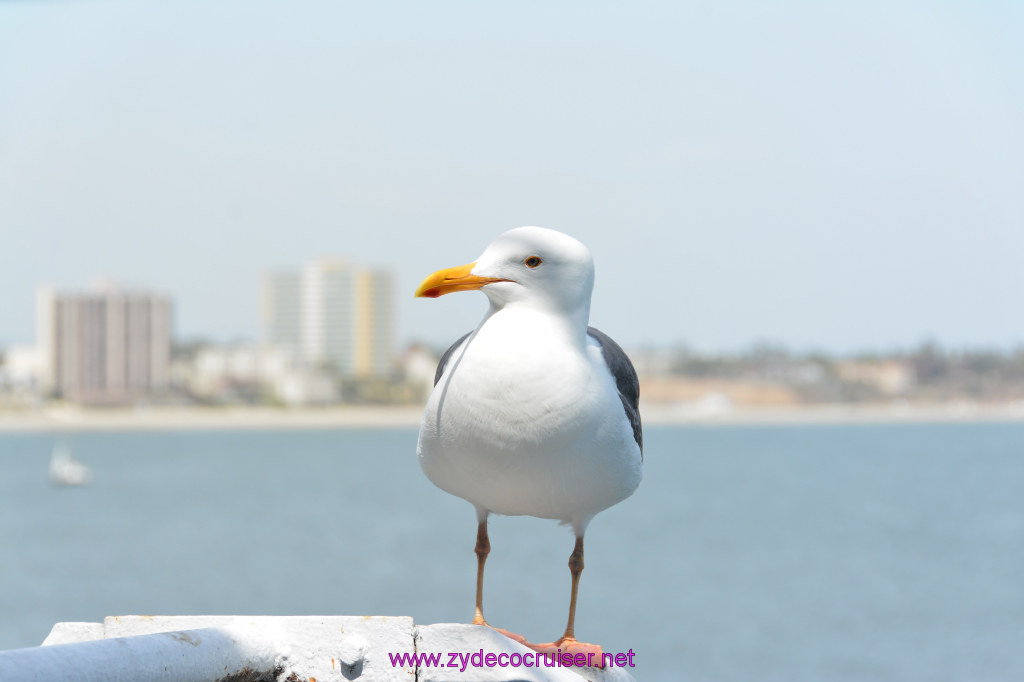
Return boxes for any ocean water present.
[1,423,1022,681]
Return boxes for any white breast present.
[417,307,642,530]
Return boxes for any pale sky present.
[1,0,1022,353]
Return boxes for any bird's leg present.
[525,535,605,666]
[562,535,585,642]
[476,530,604,665]
[472,516,530,646]
[472,519,489,626]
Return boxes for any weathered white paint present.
[100,615,415,680]
[1,615,635,682]
[1,626,278,682]
[39,621,103,646]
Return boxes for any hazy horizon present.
[2,1,1022,354]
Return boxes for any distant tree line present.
[663,341,1024,403]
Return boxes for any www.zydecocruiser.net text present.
[389,648,637,671]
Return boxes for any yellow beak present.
[414,262,512,298]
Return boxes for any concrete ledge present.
[0,616,636,682]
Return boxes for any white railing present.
[0,616,636,681]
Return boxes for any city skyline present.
[4,263,1019,357]
[2,275,1021,410]
[1,2,1022,354]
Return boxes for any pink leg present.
[471,517,531,644]
[473,529,605,666]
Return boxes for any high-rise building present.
[262,271,301,350]
[37,285,172,404]
[261,260,393,379]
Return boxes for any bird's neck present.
[483,300,591,350]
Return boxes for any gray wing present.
[434,331,473,385]
[588,326,643,453]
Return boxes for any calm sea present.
[1,423,1022,681]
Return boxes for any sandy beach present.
[0,402,1022,433]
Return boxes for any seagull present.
[415,226,643,659]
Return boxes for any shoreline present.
[0,402,1022,433]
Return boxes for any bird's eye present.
[524,256,542,268]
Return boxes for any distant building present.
[261,259,394,379]
[400,344,441,401]
[262,271,301,351]
[835,360,915,396]
[37,284,172,404]
[1,345,45,390]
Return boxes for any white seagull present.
[415,226,643,659]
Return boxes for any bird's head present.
[415,226,595,317]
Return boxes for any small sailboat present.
[48,444,92,487]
